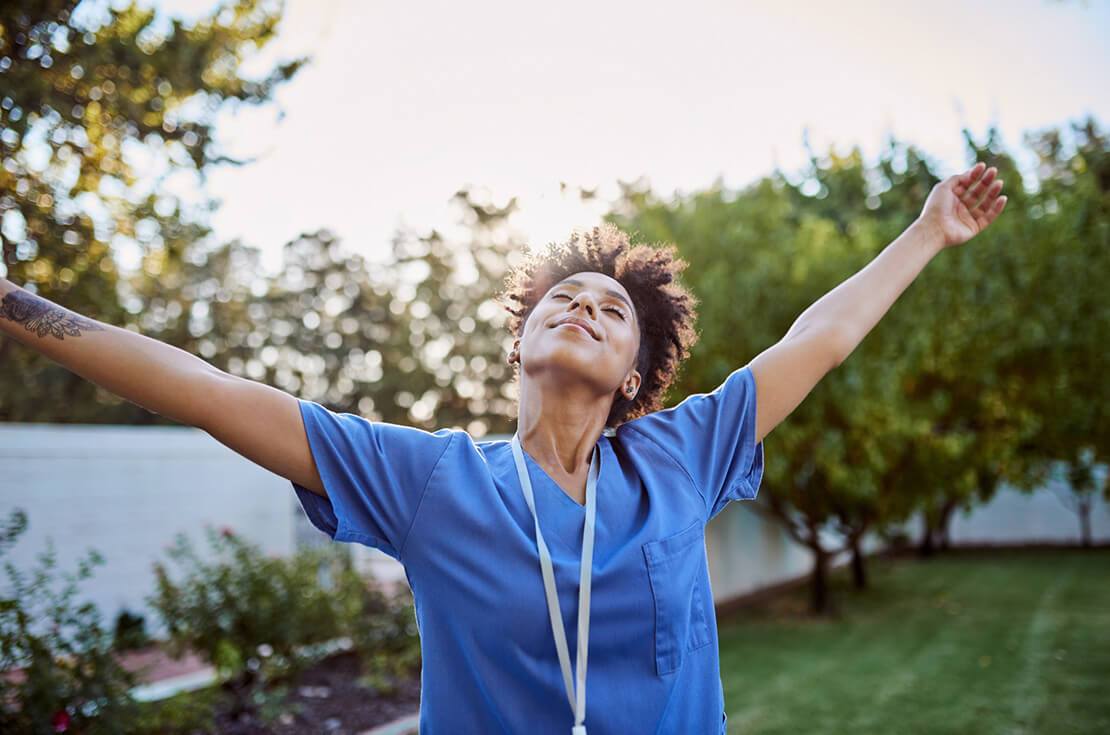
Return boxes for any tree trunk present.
[918,513,935,558]
[850,536,868,589]
[1079,498,1093,548]
[937,498,958,550]
[811,546,830,615]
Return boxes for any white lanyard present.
[510,433,599,735]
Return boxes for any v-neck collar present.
[517,435,608,512]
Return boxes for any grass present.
[717,548,1110,735]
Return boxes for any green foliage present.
[151,527,346,681]
[0,508,139,734]
[609,117,1110,612]
[338,570,422,694]
[0,2,522,436]
[130,685,224,735]
[0,0,305,422]
[1015,119,1110,494]
[134,191,520,434]
[149,526,420,712]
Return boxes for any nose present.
[569,291,598,319]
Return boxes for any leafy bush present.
[131,685,224,735]
[335,568,421,694]
[149,527,420,714]
[0,509,140,734]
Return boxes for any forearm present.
[784,221,944,362]
[0,278,221,426]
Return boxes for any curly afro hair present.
[497,222,700,428]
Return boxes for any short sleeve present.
[623,365,765,521]
[292,399,455,561]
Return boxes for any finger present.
[963,167,998,209]
[967,167,997,202]
[957,162,986,189]
[973,179,1004,213]
[976,195,1005,230]
[954,163,987,197]
[994,195,1012,218]
[977,190,1007,229]
[972,185,1003,228]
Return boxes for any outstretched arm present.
[749,162,1008,443]
[0,278,327,496]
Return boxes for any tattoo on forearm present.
[0,291,106,340]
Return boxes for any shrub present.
[0,509,140,734]
[130,685,223,735]
[151,527,344,681]
[149,527,419,715]
[335,569,421,694]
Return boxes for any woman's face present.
[511,270,641,399]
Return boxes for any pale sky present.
[145,0,1108,274]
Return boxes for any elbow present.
[184,366,228,432]
[824,324,853,370]
[788,319,851,370]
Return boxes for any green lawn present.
[717,548,1110,735]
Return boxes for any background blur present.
[1,1,1108,733]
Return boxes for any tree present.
[605,120,1106,613]
[1048,451,1107,548]
[607,154,915,613]
[1013,119,1110,547]
[0,0,306,422]
[100,186,523,433]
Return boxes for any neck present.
[516,372,610,475]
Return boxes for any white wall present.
[945,480,1110,545]
[705,500,814,600]
[3,423,1106,627]
[0,423,296,632]
[704,481,1110,606]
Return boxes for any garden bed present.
[142,650,421,734]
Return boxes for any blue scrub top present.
[292,364,765,735]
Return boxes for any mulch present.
[196,651,420,735]
[191,651,421,735]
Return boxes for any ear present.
[620,370,642,399]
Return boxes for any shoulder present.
[299,401,475,472]
[619,366,754,437]
[611,420,700,490]
[472,435,528,479]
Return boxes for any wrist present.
[907,218,946,256]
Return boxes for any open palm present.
[918,162,1008,249]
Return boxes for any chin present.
[525,348,609,383]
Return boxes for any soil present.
[204,652,421,735]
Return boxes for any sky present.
[141,0,1108,274]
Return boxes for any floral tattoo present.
[0,291,105,340]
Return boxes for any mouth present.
[551,317,600,340]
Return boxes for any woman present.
[0,163,1006,733]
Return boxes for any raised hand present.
[916,162,1008,250]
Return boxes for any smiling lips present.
[552,316,599,340]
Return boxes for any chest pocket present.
[642,519,712,676]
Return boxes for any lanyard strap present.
[511,433,599,735]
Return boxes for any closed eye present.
[551,293,626,320]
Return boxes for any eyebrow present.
[556,278,635,314]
